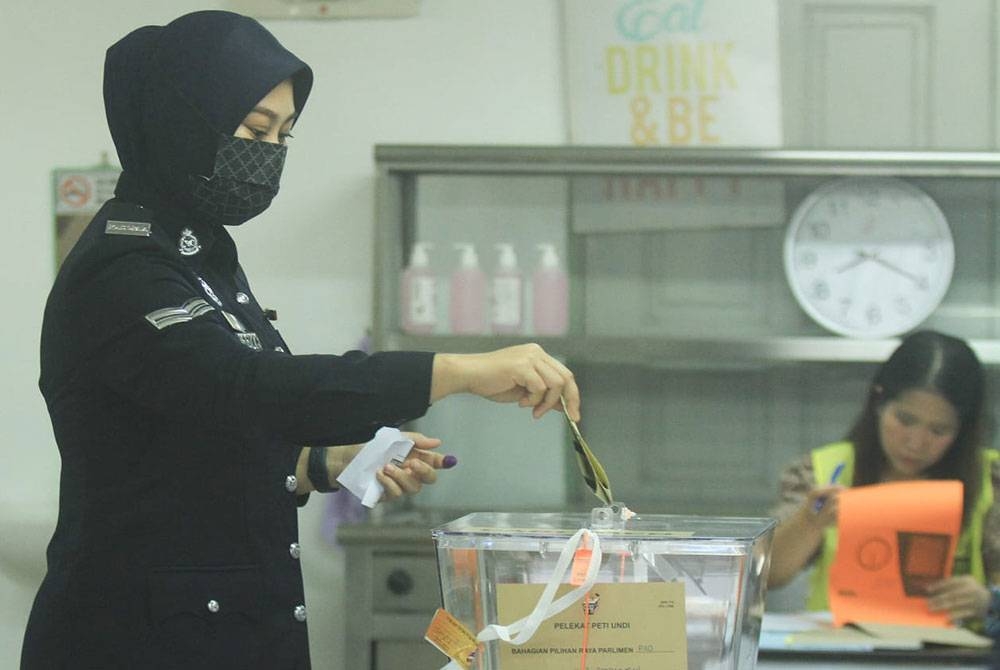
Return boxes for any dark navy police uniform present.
[24,201,432,669]
[22,10,433,670]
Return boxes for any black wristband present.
[307,447,337,493]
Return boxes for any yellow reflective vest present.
[806,441,997,611]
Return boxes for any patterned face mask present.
[190,134,287,226]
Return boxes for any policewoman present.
[22,11,580,669]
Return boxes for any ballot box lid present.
[432,510,776,544]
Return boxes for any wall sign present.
[571,174,785,232]
[52,166,121,267]
[53,168,120,216]
[562,0,782,146]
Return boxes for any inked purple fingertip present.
[442,455,458,469]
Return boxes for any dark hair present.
[847,330,989,524]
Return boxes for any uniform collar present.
[154,207,239,274]
[107,198,240,274]
[183,223,238,275]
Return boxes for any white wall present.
[0,2,567,667]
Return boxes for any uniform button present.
[293,605,307,622]
[207,599,220,613]
[285,475,298,492]
[236,292,250,304]
[275,346,285,353]
[289,542,301,559]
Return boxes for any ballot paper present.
[829,480,962,627]
[559,397,613,505]
[336,427,414,508]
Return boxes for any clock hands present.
[870,254,929,289]
[836,250,869,273]
[834,249,928,289]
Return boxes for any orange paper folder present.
[828,480,963,627]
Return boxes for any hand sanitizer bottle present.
[532,243,568,336]
[450,243,486,334]
[490,243,523,334]
[400,242,436,334]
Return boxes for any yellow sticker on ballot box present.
[425,608,479,669]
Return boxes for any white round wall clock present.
[783,177,954,339]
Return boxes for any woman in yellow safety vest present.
[768,330,1000,633]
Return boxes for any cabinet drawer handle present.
[386,568,414,595]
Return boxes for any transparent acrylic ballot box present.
[432,508,776,670]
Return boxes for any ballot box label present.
[496,581,688,669]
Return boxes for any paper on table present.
[829,480,963,627]
[786,626,921,651]
[760,611,835,651]
[854,621,993,649]
[336,427,414,508]
[760,611,990,651]
[759,611,899,652]
[761,610,835,634]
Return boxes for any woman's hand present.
[430,343,580,420]
[374,432,453,501]
[767,484,844,589]
[802,484,843,529]
[298,432,455,499]
[926,576,991,623]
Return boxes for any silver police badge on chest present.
[178,228,201,256]
[197,276,224,307]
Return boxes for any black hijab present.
[104,11,313,220]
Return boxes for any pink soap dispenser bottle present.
[449,243,486,334]
[490,243,523,334]
[400,242,436,334]
[532,243,568,336]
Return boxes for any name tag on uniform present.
[105,220,152,237]
[221,310,263,351]
[237,333,264,351]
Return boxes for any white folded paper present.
[336,427,414,508]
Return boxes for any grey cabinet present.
[338,516,444,670]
